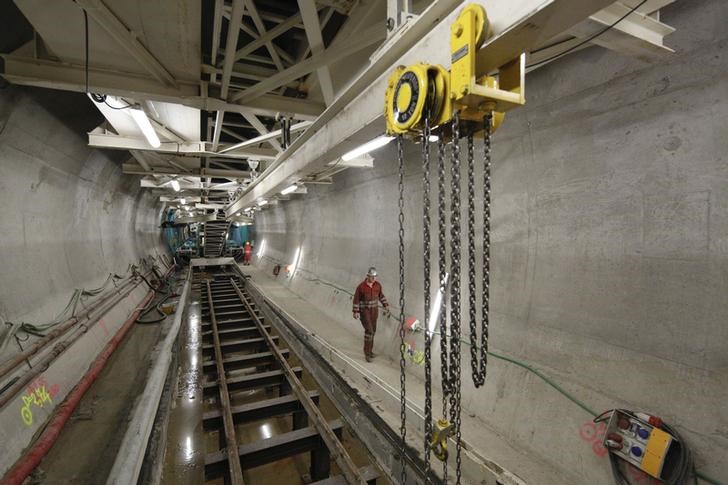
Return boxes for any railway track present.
[193,266,381,484]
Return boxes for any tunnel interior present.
[0,0,726,484]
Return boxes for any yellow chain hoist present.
[384,3,525,138]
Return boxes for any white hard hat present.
[367,267,378,277]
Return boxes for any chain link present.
[397,135,408,485]
[470,114,493,387]
[422,119,433,483]
[436,134,450,484]
[449,112,463,485]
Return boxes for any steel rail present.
[205,280,246,485]
[229,277,367,485]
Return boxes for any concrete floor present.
[32,315,166,484]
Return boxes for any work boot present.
[365,354,372,362]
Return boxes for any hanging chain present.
[397,135,408,485]
[449,112,463,485]
[421,119,433,484]
[470,114,493,387]
[467,132,479,389]
[436,134,449,484]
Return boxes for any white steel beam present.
[126,164,250,178]
[75,0,177,88]
[227,0,623,217]
[241,112,283,152]
[143,179,235,191]
[211,110,224,151]
[568,1,675,61]
[232,12,305,64]
[220,127,247,142]
[211,0,224,67]
[221,0,245,99]
[298,0,335,106]
[0,55,324,119]
[219,121,312,154]
[230,23,385,103]
[90,132,277,160]
[242,0,285,71]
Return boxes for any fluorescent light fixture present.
[428,272,449,335]
[257,199,268,206]
[170,180,180,192]
[429,135,439,142]
[280,184,298,195]
[129,108,161,148]
[257,239,266,259]
[342,135,394,161]
[180,198,186,205]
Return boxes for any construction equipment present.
[384,4,526,484]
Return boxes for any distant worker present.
[243,241,252,265]
[353,267,389,362]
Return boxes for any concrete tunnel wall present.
[253,1,728,483]
[0,86,167,326]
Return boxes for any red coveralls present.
[243,243,252,264]
[352,280,388,357]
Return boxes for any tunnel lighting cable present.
[526,0,649,70]
[254,253,724,485]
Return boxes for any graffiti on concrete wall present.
[20,377,59,426]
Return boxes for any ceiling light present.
[429,135,439,142]
[170,180,180,192]
[180,198,186,205]
[129,108,161,148]
[342,135,394,161]
[280,184,298,195]
[257,199,268,206]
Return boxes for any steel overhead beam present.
[242,0,285,71]
[568,1,674,61]
[226,0,621,216]
[241,112,283,152]
[219,121,312,154]
[230,23,385,103]
[298,0,335,106]
[128,164,250,178]
[91,133,277,160]
[0,56,323,120]
[75,0,177,88]
[211,0,224,68]
[232,11,306,64]
[220,127,247,142]
[221,0,245,99]
[143,179,237,191]
[212,111,225,151]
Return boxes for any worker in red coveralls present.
[243,241,252,265]
[353,267,389,362]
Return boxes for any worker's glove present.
[384,307,391,318]
[353,312,359,320]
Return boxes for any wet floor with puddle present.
[161,287,390,484]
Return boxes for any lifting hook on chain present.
[430,419,455,461]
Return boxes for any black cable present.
[527,0,648,69]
